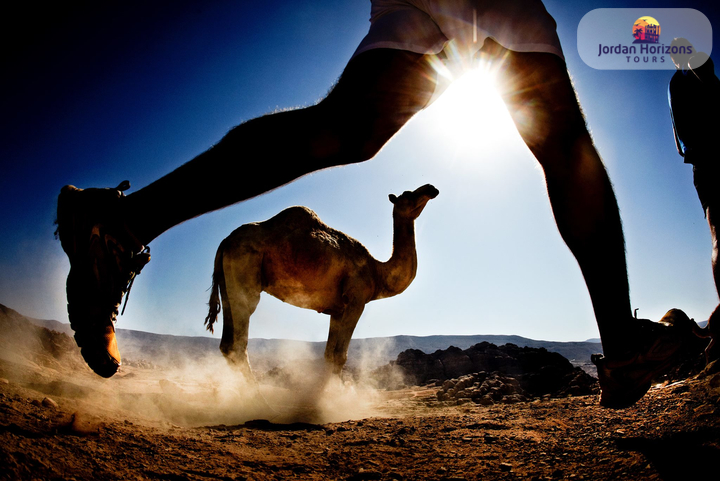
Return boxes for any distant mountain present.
[13,304,603,371]
[346,335,603,367]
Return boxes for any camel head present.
[389,184,439,220]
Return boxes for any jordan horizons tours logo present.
[597,16,682,65]
[577,8,712,70]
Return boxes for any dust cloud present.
[106,338,391,427]
[0,304,408,428]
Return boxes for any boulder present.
[381,342,600,399]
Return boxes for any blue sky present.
[1,0,719,344]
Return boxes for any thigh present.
[479,39,587,161]
[324,48,438,122]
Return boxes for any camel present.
[204,184,439,383]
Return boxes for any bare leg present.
[57,49,437,379]
[479,40,632,358]
[124,50,438,245]
[708,206,720,300]
[705,205,720,360]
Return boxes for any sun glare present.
[425,66,518,156]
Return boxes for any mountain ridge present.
[5,304,601,371]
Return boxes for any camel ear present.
[389,194,397,204]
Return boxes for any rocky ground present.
[1,306,720,480]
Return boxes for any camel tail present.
[205,244,225,334]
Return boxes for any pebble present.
[349,468,382,480]
[693,404,715,416]
[42,397,58,409]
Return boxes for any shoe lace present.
[121,246,151,316]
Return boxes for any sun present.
[424,64,518,157]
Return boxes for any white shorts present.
[353,0,564,63]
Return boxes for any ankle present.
[599,317,648,359]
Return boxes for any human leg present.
[709,207,719,296]
[124,49,437,245]
[703,204,720,361]
[57,49,438,377]
[479,39,632,352]
[480,39,686,406]
[691,161,720,360]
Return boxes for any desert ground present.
[1,306,720,481]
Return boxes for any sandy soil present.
[2,353,720,481]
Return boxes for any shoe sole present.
[594,342,684,408]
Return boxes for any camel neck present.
[376,216,418,300]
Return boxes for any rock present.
[437,346,474,379]
[349,468,382,480]
[502,394,526,404]
[379,342,600,399]
[709,373,720,393]
[436,371,530,404]
[41,397,58,409]
[477,395,494,406]
[693,404,715,416]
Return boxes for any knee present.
[309,124,385,166]
[532,118,599,180]
[324,346,348,370]
[310,101,397,167]
[219,340,234,358]
[221,345,249,368]
[325,356,347,375]
[220,337,248,358]
[339,131,388,164]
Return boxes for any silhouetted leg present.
[124,50,437,244]
[707,206,720,299]
[705,205,720,360]
[478,39,632,358]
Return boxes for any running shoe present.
[592,309,691,409]
[56,181,150,377]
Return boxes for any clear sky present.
[2,0,719,344]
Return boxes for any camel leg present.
[218,248,262,384]
[324,301,365,376]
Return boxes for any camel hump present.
[265,206,323,229]
[225,206,322,240]
[266,206,363,252]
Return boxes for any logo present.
[577,9,712,70]
[632,16,660,44]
